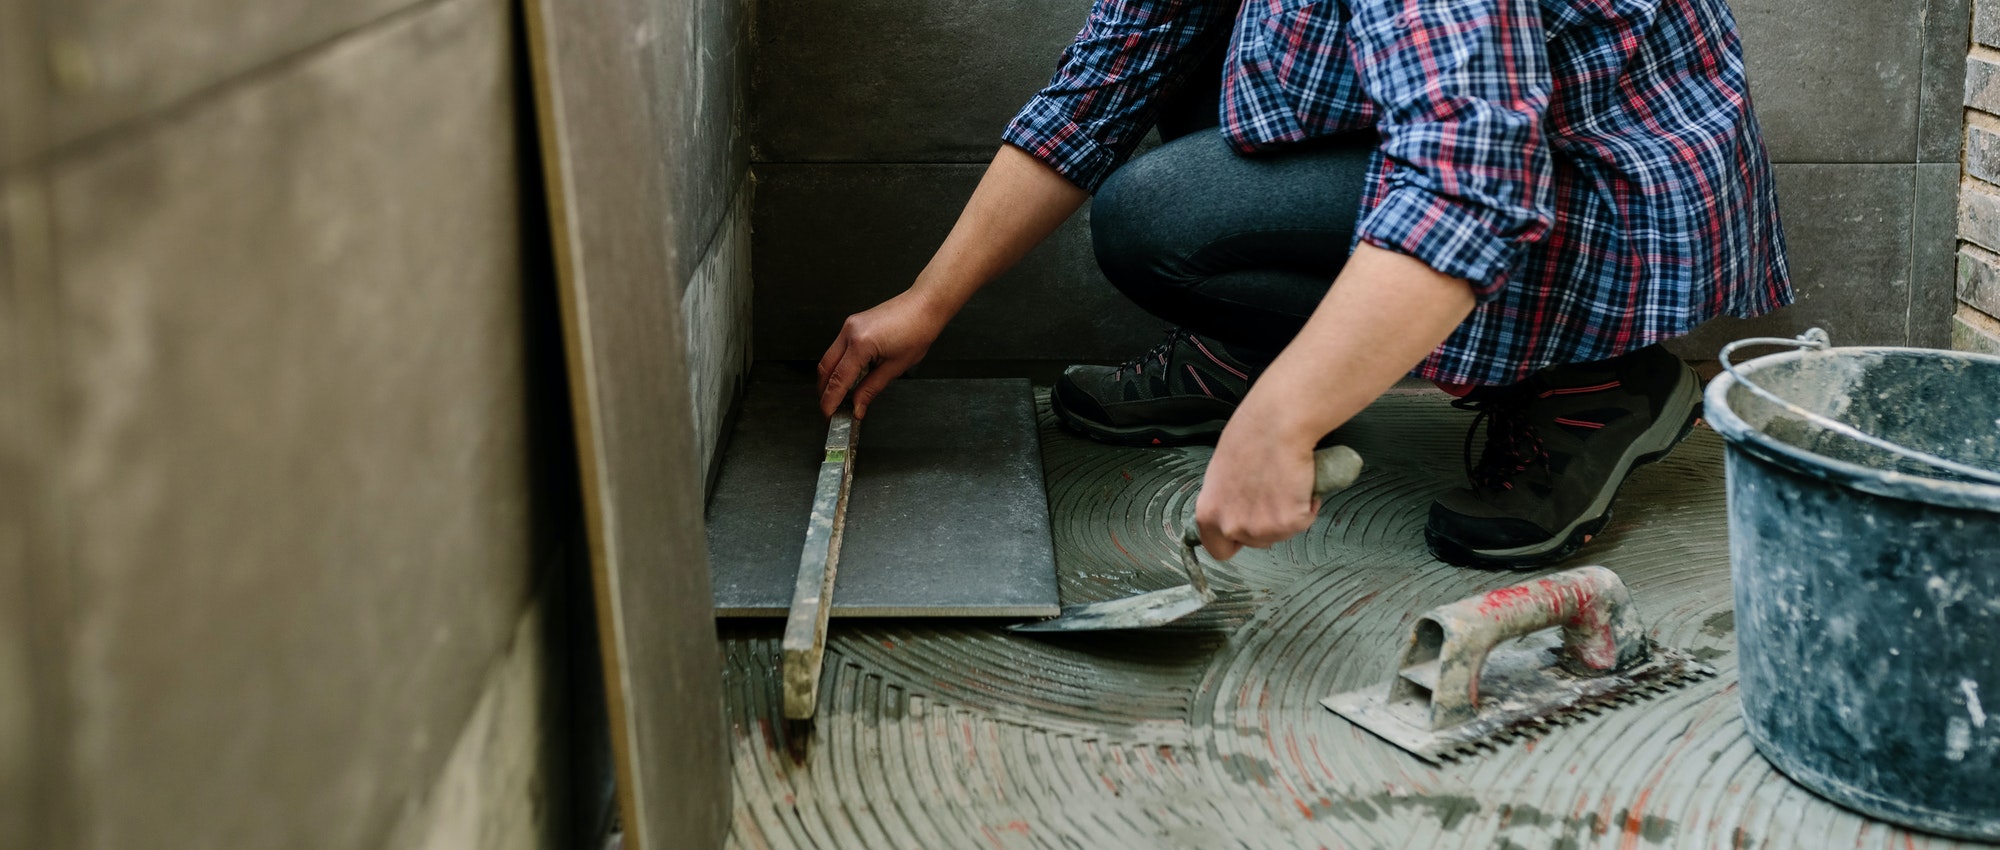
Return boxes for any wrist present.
[1232,375,1329,449]
[905,277,968,324]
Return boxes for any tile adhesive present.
[717,390,1993,849]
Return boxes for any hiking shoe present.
[1424,344,1702,569]
[1051,328,1267,446]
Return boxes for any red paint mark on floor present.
[1620,788,1652,850]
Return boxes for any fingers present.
[1194,498,1315,561]
[1199,520,1242,561]
[819,347,868,418]
[816,336,849,397]
[849,356,914,419]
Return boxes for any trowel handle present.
[1309,445,1365,500]
[1391,566,1649,729]
[1182,446,1364,545]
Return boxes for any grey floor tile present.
[707,379,1059,617]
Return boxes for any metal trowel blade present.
[1006,584,1210,632]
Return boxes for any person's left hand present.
[1193,413,1321,560]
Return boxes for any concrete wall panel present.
[1736,0,1924,163]
[0,175,45,850]
[683,180,753,486]
[749,0,1945,167]
[41,0,411,147]
[1671,164,1917,358]
[651,0,752,288]
[750,0,1081,163]
[752,164,1163,363]
[382,603,553,850]
[1913,162,1961,347]
[526,0,732,843]
[1921,0,1973,161]
[46,0,534,846]
[752,0,1962,362]
[0,0,49,169]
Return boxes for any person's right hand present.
[817,289,950,418]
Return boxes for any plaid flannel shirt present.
[1003,0,1792,385]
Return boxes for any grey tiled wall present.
[752,0,1970,363]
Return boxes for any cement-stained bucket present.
[1704,329,2000,840]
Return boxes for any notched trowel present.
[1010,445,1364,632]
[1322,566,1715,763]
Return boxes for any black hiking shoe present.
[1424,344,1702,569]
[1051,328,1268,446]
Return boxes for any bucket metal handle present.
[1718,329,2000,486]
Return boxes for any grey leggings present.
[1092,89,1375,354]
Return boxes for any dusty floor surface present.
[717,388,1997,849]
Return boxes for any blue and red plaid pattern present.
[1003,0,1792,386]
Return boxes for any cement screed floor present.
[715,386,1999,850]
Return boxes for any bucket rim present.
[1703,344,2000,513]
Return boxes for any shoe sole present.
[1051,394,1230,447]
[1426,365,1704,570]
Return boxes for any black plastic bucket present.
[1705,331,2000,840]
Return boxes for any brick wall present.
[1960,7,2000,353]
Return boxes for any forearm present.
[908,145,1088,318]
[1234,244,1477,444]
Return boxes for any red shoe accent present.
[1185,365,1215,398]
[1540,380,1622,398]
[1189,336,1249,380]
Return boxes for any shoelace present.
[1453,392,1549,491]
[1111,329,1185,382]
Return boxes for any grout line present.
[688,171,754,274]
[1912,0,1938,349]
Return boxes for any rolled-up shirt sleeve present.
[1003,0,1233,193]
[1344,0,1555,298]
